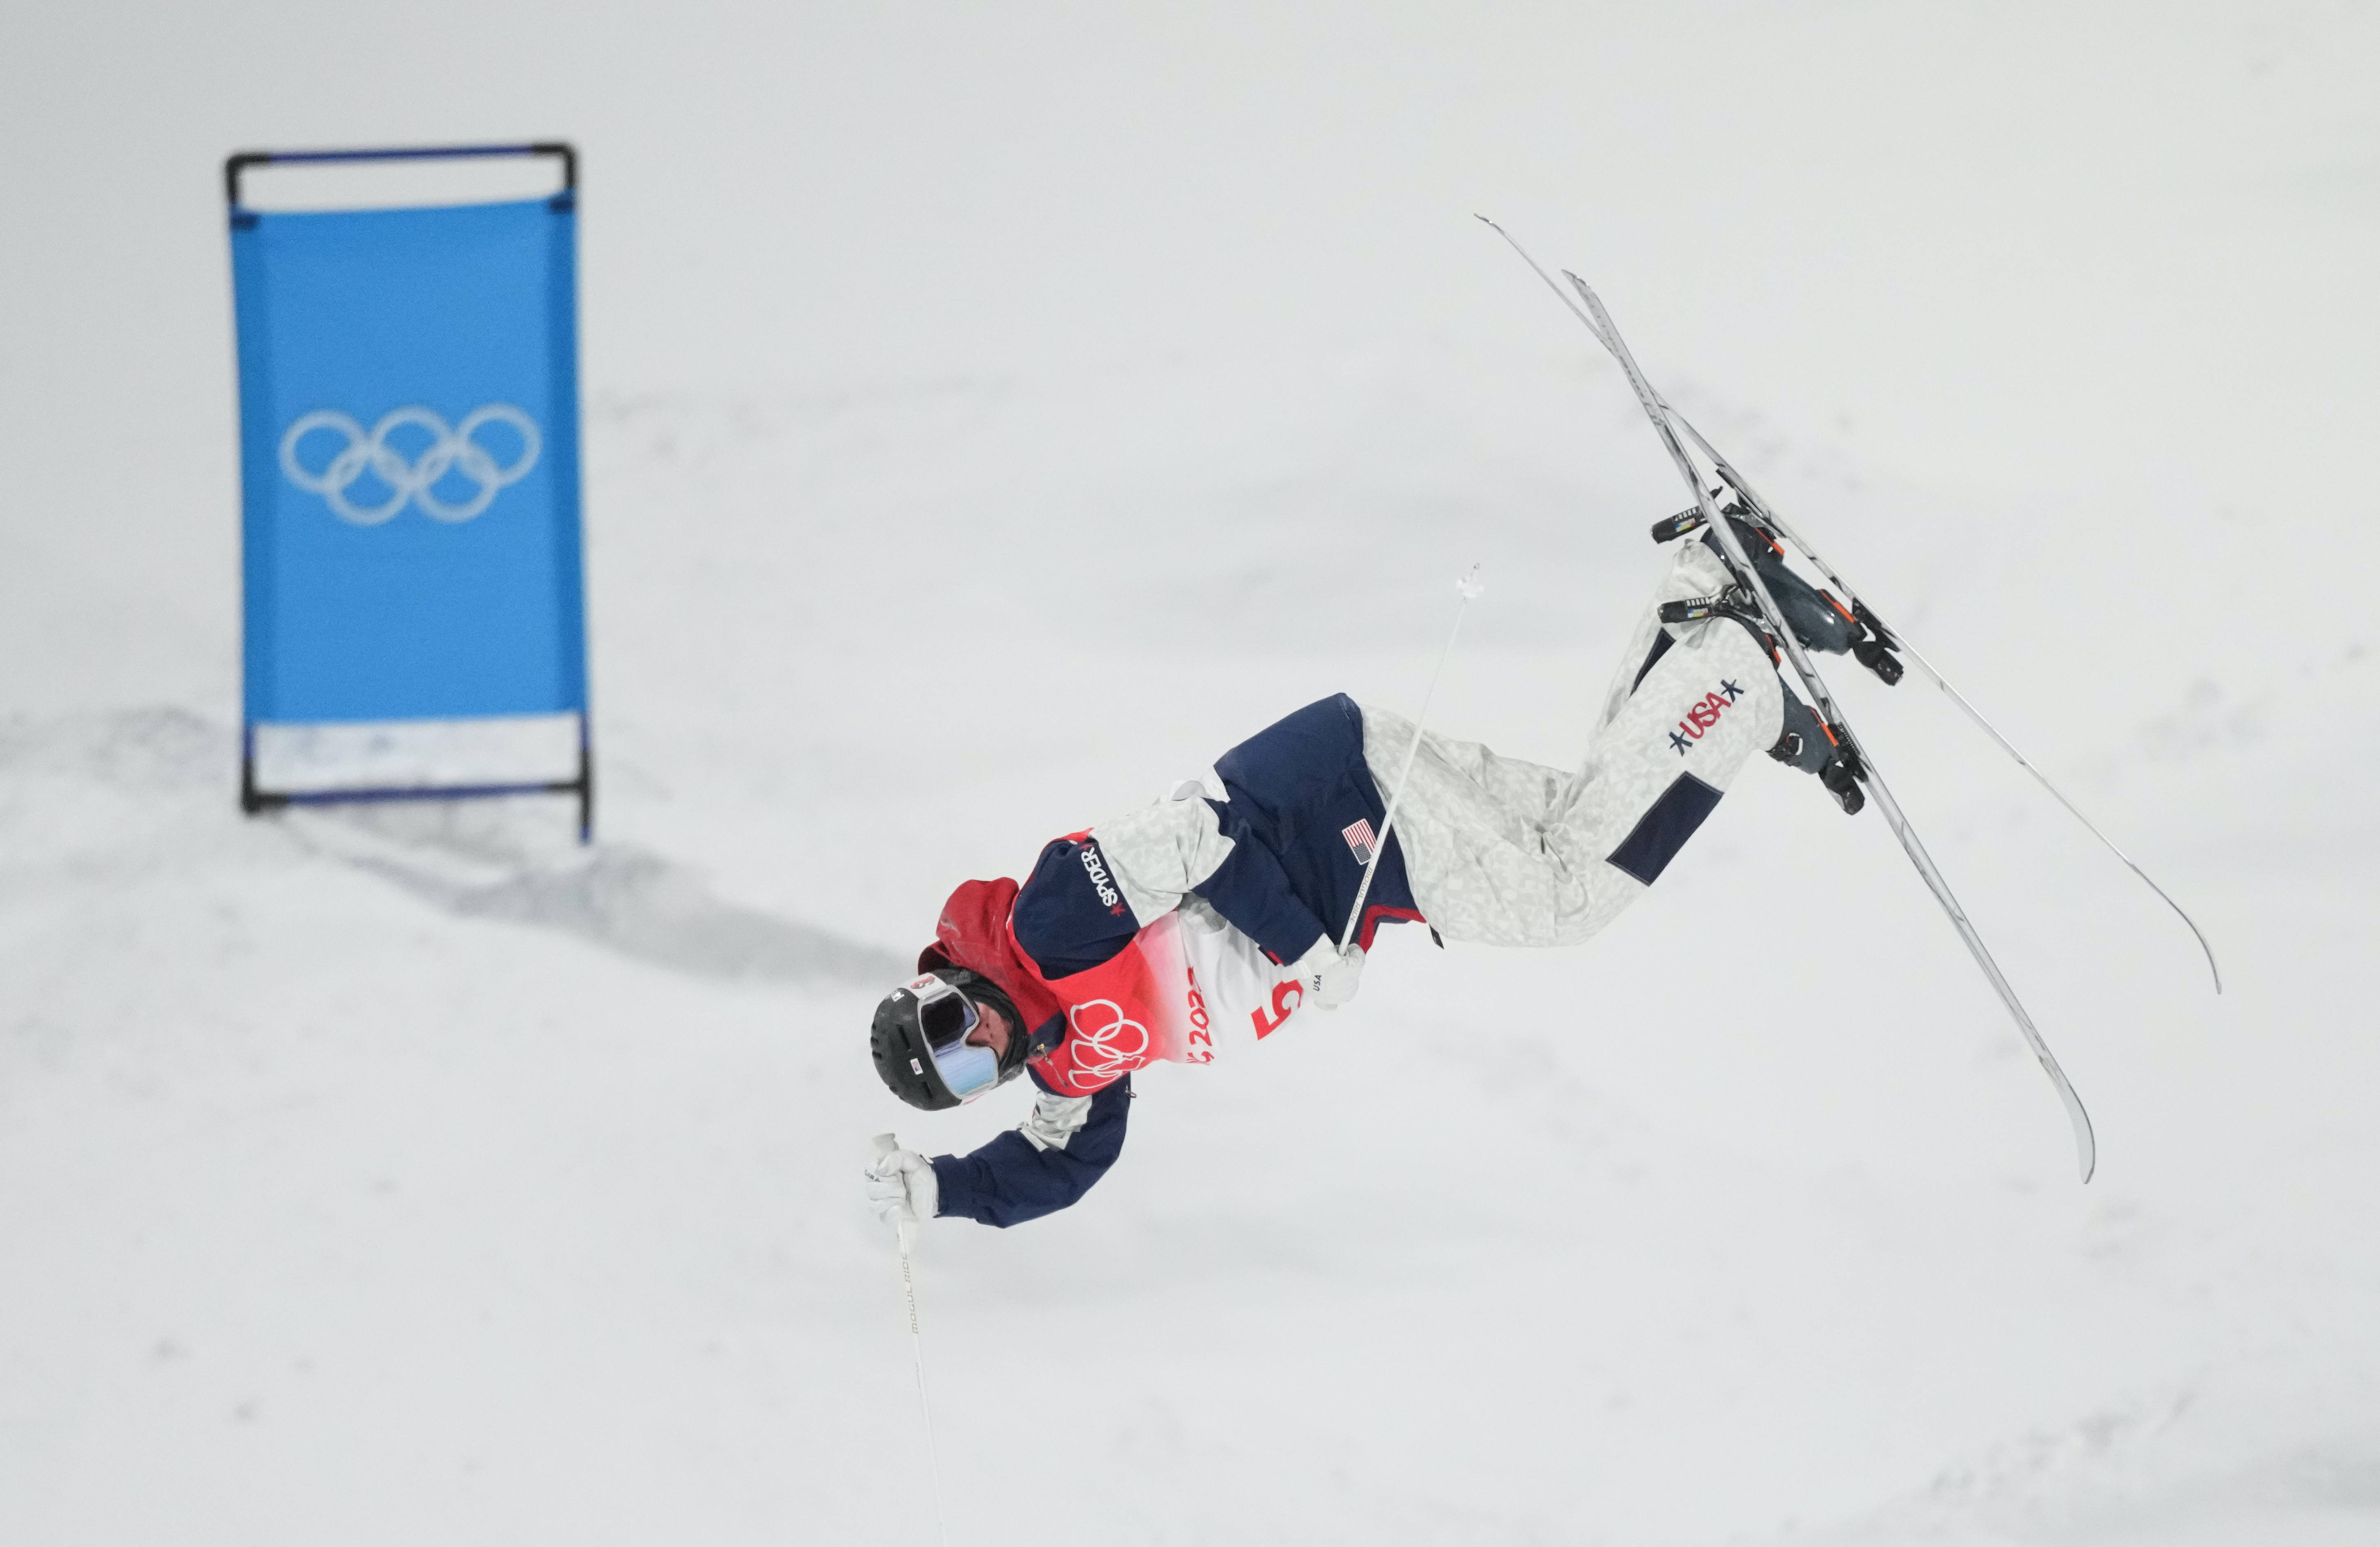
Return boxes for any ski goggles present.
[907,975,1001,1102]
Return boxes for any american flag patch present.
[1342,818,1377,866]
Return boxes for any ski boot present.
[1765,686,1865,815]
[1651,500,1904,686]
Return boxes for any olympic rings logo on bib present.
[279,405,541,526]
[1065,1000,1150,1083]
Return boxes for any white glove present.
[1291,936,1364,1011]
[865,1146,939,1226]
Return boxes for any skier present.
[864,522,1867,1229]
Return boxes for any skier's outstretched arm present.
[929,1073,1133,1228]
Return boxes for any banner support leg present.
[576,713,595,845]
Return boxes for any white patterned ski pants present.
[1361,541,1783,948]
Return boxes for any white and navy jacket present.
[925,695,1424,1227]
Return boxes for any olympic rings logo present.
[1065,999,1150,1081]
[279,405,541,526]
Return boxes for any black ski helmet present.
[870,966,1032,1111]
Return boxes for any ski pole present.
[1340,564,1486,957]
[870,1133,951,1547]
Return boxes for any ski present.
[1476,216,2097,1182]
[1660,412,2222,995]
[1476,216,2216,997]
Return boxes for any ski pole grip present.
[870,1132,899,1164]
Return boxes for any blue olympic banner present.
[226,144,590,835]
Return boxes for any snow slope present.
[2,4,2376,1544]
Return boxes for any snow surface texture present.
[3,4,2377,1544]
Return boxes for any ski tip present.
[2142,871,2223,996]
[2054,1079,2096,1185]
